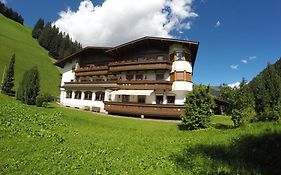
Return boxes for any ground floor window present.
[122,95,129,103]
[138,95,145,103]
[84,91,92,100]
[156,95,163,104]
[74,91,82,99]
[167,95,175,104]
[96,91,105,101]
[66,91,72,98]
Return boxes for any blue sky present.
[3,0,281,86]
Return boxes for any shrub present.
[181,85,215,130]
[16,66,40,105]
[36,93,51,107]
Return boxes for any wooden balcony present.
[117,80,172,90]
[104,102,184,118]
[108,60,172,72]
[62,81,117,89]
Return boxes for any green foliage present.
[0,14,61,97]
[249,59,281,120]
[36,92,54,107]
[37,20,82,60]
[1,54,15,96]
[17,66,40,105]
[1,94,281,174]
[0,1,24,24]
[220,78,256,127]
[32,18,44,39]
[181,85,215,130]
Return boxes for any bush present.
[181,85,215,130]
[16,66,40,105]
[36,93,53,107]
[260,106,281,121]
[232,108,256,127]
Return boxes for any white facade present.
[58,42,196,114]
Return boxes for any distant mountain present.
[0,14,61,97]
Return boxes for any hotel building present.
[55,36,199,118]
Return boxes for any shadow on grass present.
[211,123,234,130]
[171,132,281,175]
[178,123,234,131]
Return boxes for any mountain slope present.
[0,14,60,96]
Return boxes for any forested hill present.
[249,58,281,113]
[0,14,61,96]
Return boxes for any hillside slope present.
[0,14,61,96]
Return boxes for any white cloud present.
[230,64,239,69]
[241,59,247,64]
[53,0,198,47]
[228,82,240,88]
[249,56,257,60]
[215,20,221,27]
[0,0,7,4]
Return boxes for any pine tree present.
[1,54,15,96]
[17,66,40,105]
[32,18,45,39]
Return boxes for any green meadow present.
[0,14,61,97]
[1,94,280,174]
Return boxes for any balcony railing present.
[116,80,172,90]
[108,60,172,72]
[62,81,117,89]
[104,102,184,118]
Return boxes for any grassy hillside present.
[0,14,61,96]
[1,94,280,174]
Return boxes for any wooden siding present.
[117,80,172,90]
[170,71,192,82]
[104,102,184,118]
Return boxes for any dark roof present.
[55,46,111,67]
[54,36,199,67]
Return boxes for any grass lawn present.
[1,94,280,174]
[0,14,61,97]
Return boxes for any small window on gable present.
[157,55,164,61]
[137,57,144,62]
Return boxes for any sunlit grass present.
[1,94,280,174]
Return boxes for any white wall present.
[172,81,193,91]
[171,61,192,73]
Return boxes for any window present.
[167,95,175,104]
[84,91,92,100]
[138,95,145,104]
[176,51,183,61]
[136,74,143,80]
[156,74,164,80]
[96,91,105,101]
[122,95,130,103]
[156,95,163,104]
[66,91,72,98]
[74,91,82,99]
[157,55,164,60]
[126,74,134,80]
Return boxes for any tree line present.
[0,2,24,25]
[32,18,82,60]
